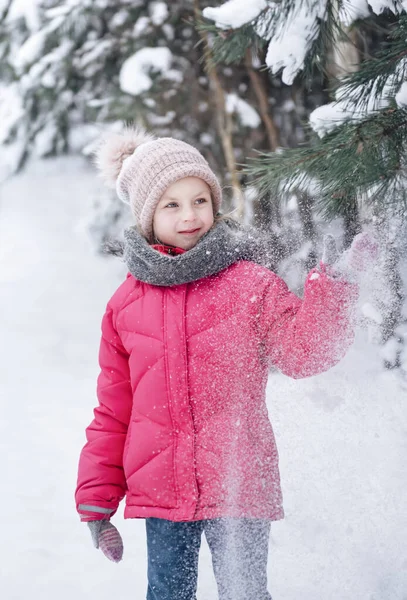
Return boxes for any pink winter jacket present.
[75,260,356,522]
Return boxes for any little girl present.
[75,127,363,600]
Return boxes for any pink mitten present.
[345,231,379,273]
[322,232,378,280]
[87,520,123,563]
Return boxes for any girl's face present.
[153,177,214,250]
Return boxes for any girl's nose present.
[180,206,196,221]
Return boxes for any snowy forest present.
[1,1,406,599]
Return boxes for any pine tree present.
[203,1,406,221]
[204,0,407,372]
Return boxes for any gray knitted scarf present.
[119,220,279,287]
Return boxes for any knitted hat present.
[94,127,223,240]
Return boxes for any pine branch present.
[202,0,343,81]
[245,105,407,217]
[244,48,280,150]
[195,20,266,65]
[301,0,343,84]
[334,15,407,110]
[0,0,12,22]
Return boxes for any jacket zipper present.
[182,284,200,516]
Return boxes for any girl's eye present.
[165,202,178,208]
[195,198,207,204]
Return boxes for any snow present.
[13,29,47,70]
[1,156,407,599]
[44,3,71,19]
[147,110,176,126]
[200,133,213,145]
[205,0,405,88]
[282,99,296,112]
[75,40,113,71]
[133,15,151,37]
[32,121,57,157]
[164,68,184,84]
[0,137,25,182]
[40,70,56,88]
[338,0,371,26]
[0,83,24,144]
[369,0,403,13]
[380,337,401,364]
[264,2,327,86]
[68,124,103,154]
[310,51,407,136]
[162,23,175,40]
[395,81,407,108]
[203,0,330,85]
[149,1,169,26]
[280,172,321,196]
[18,39,74,90]
[309,64,400,136]
[361,302,384,324]
[226,93,261,128]
[310,101,361,137]
[310,53,407,136]
[119,47,173,96]
[203,0,267,30]
[5,0,41,31]
[110,9,129,29]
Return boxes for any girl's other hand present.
[87,520,124,563]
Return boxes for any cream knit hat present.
[94,126,223,240]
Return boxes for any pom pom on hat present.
[93,126,156,188]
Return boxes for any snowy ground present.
[1,158,406,600]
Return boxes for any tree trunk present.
[297,191,318,270]
[343,196,361,248]
[374,213,405,370]
[194,1,243,217]
[327,0,361,88]
[380,243,404,369]
[244,49,280,151]
[244,48,283,229]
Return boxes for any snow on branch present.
[12,30,47,70]
[395,81,407,108]
[226,93,261,127]
[204,0,329,85]
[264,1,327,85]
[0,84,24,144]
[149,2,169,26]
[119,47,175,96]
[202,0,268,30]
[338,0,371,26]
[204,0,407,84]
[5,0,41,32]
[311,57,407,137]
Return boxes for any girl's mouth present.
[179,228,201,235]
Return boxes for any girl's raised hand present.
[87,520,124,563]
[322,231,379,280]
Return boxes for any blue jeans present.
[146,517,272,600]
